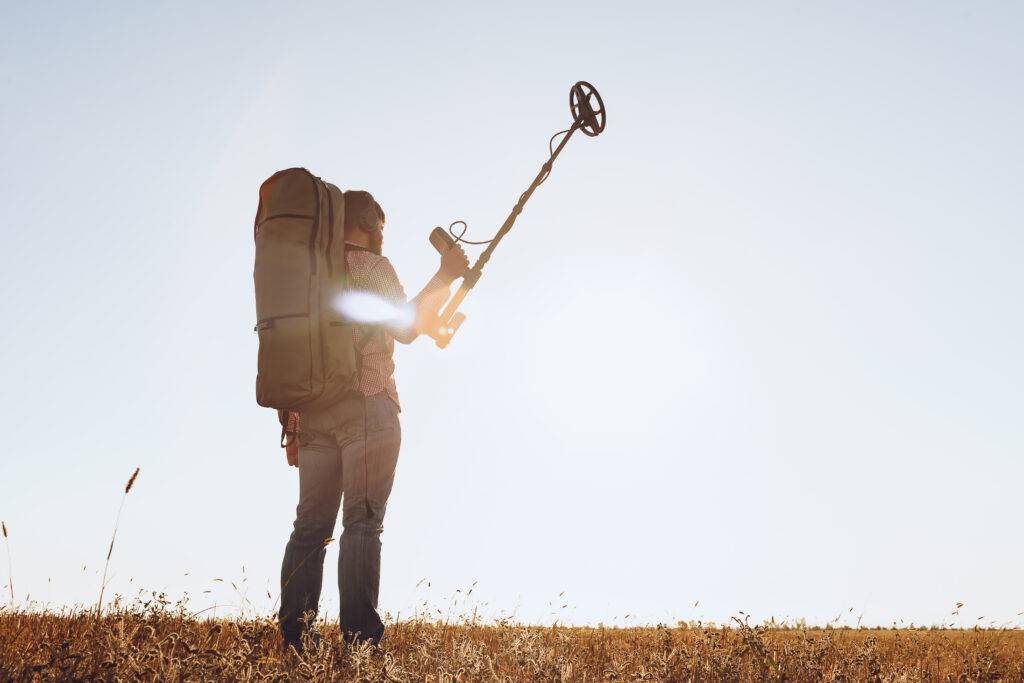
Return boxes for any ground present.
[2,606,1022,681]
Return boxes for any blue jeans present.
[279,392,401,647]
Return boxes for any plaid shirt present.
[346,246,449,409]
[281,247,449,437]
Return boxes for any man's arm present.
[397,272,452,344]
[370,245,469,344]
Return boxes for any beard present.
[369,229,383,255]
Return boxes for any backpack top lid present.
[255,168,319,229]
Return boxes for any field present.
[1,604,1022,681]
[3,479,1022,680]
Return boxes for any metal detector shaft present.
[429,81,606,348]
[431,123,581,348]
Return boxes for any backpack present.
[252,167,359,412]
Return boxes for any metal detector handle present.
[432,311,466,349]
[431,286,471,348]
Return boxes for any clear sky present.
[1,1,1022,628]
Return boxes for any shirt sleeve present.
[366,258,451,344]
[368,258,450,306]
[366,257,408,304]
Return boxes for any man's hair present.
[343,190,385,234]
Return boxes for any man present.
[278,190,468,652]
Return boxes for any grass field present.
[3,477,1022,680]
[1,604,1022,681]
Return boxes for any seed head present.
[125,467,140,494]
[1,521,6,538]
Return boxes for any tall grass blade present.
[97,467,140,616]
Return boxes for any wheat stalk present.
[2,521,12,604]
[97,467,140,616]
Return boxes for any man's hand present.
[285,437,299,467]
[439,244,469,284]
[414,309,447,339]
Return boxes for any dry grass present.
[97,467,141,615]
[1,520,11,605]
[1,601,1022,681]
[4,471,1022,680]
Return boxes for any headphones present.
[357,205,381,234]
[345,190,384,234]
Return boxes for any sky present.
[1,1,1022,628]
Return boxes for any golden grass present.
[4,470,1022,680]
[1,603,1021,681]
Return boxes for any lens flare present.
[335,291,415,327]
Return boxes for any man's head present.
[343,190,385,255]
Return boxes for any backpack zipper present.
[326,189,335,277]
[308,175,321,275]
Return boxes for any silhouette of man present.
[278,190,468,651]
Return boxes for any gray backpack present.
[253,167,359,412]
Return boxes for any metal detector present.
[428,81,607,348]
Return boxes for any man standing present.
[278,190,468,651]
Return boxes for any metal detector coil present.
[570,81,606,137]
[429,81,606,348]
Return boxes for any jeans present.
[278,392,401,647]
